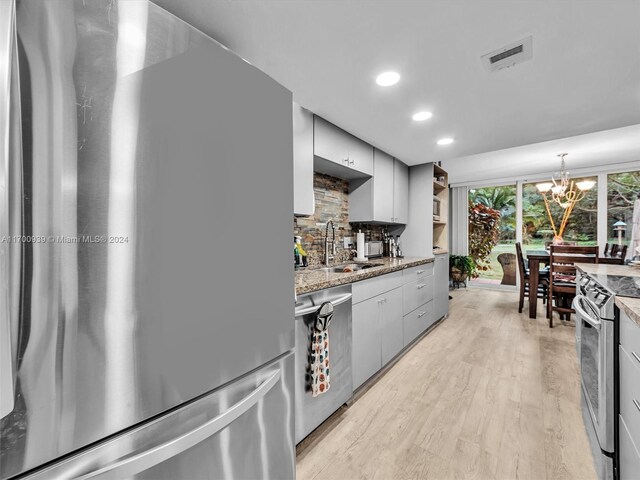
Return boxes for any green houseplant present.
[449,255,475,283]
[468,201,501,276]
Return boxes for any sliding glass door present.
[463,170,639,290]
[468,185,517,287]
[607,171,640,251]
[523,175,598,247]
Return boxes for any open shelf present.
[403,162,450,257]
[433,181,447,194]
[432,164,448,253]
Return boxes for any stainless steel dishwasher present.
[294,284,353,444]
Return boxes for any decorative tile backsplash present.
[294,173,391,267]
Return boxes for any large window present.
[607,171,640,246]
[464,170,638,289]
[468,185,516,286]
[522,176,597,246]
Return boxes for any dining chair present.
[545,240,577,248]
[515,242,549,314]
[610,244,620,257]
[618,245,628,260]
[547,245,598,327]
[604,243,611,256]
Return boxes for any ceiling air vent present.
[481,36,533,72]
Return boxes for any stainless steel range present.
[575,272,617,480]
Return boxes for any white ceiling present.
[154,0,640,167]
[442,124,640,186]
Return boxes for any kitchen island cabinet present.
[619,308,640,479]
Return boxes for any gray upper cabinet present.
[349,148,409,224]
[313,116,373,179]
[293,103,314,216]
[373,149,394,222]
[393,159,409,224]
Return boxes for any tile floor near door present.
[296,288,596,480]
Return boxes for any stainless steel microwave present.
[365,241,383,258]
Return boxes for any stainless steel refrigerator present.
[0,1,295,478]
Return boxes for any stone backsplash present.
[294,173,398,267]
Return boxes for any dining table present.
[525,250,550,319]
[525,249,622,318]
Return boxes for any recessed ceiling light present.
[375,71,400,87]
[412,111,433,121]
[437,137,454,145]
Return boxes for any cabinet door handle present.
[632,351,640,365]
[343,158,349,165]
[349,159,355,166]
[416,270,425,274]
[417,311,426,318]
[417,284,426,289]
[634,399,640,414]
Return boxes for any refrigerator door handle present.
[0,0,15,420]
[76,369,281,480]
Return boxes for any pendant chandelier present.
[535,153,596,241]
[535,153,595,209]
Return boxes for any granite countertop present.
[295,256,434,295]
[575,263,640,279]
[617,297,640,328]
[576,263,640,327]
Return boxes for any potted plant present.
[449,255,475,283]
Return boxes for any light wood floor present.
[296,288,597,480]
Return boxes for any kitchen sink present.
[318,262,384,273]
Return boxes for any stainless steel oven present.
[575,272,616,479]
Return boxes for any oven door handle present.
[573,295,601,330]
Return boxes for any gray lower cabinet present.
[352,287,404,389]
[434,253,449,320]
[352,264,438,390]
[403,300,434,347]
[352,295,382,389]
[380,287,404,365]
[620,415,640,480]
[619,310,640,480]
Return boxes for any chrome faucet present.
[324,220,336,265]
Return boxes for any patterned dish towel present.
[310,301,333,396]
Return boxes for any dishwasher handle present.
[295,293,352,318]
